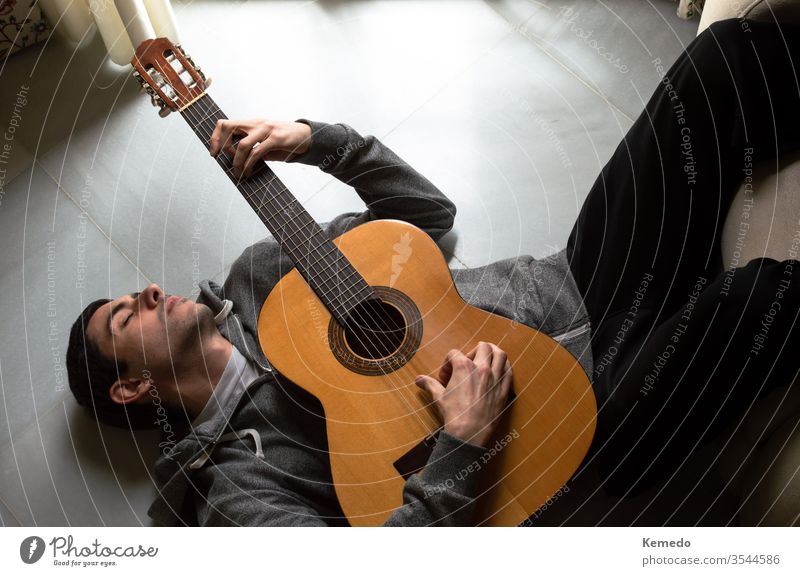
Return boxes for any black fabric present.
[566,19,800,495]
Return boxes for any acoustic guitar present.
[132,38,596,526]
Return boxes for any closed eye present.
[123,314,132,327]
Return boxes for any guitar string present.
[183,98,413,364]
[180,96,440,434]
[187,101,376,323]
[180,99,421,387]
[236,182,374,312]
[197,101,446,438]
[239,175,377,315]
[181,99,424,416]
[188,100,370,317]
[195,103,382,321]
[182,97,389,331]
[183,100,440,435]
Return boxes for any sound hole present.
[328,286,422,376]
[343,300,406,360]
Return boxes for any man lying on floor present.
[67,19,800,526]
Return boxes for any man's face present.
[86,283,213,379]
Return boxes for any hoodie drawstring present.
[214,299,234,324]
[188,428,264,470]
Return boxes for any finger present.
[243,137,274,177]
[463,343,479,360]
[437,350,457,384]
[210,119,232,156]
[502,359,512,380]
[441,348,470,385]
[437,362,452,386]
[416,375,446,421]
[224,124,256,158]
[232,133,264,176]
[415,375,445,404]
[444,348,465,370]
[499,359,513,400]
[472,341,493,368]
[446,348,465,363]
[222,125,247,158]
[488,344,508,387]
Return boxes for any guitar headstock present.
[131,38,210,117]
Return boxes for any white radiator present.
[37,0,179,65]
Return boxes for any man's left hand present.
[209,118,312,178]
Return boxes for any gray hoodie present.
[147,119,593,526]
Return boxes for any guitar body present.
[258,219,596,526]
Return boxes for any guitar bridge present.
[391,391,517,481]
[392,429,442,480]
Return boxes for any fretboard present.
[180,93,376,326]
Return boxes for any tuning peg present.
[194,67,210,87]
[149,94,172,118]
[131,70,148,93]
[132,70,149,92]
[177,46,193,63]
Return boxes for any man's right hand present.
[209,118,312,178]
[415,342,513,448]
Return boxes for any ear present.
[108,377,152,406]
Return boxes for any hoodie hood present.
[147,279,275,526]
[196,279,273,373]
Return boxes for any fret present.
[180,93,377,326]
[186,107,222,131]
[242,175,281,200]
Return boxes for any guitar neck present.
[179,93,376,326]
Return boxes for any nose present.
[139,283,162,309]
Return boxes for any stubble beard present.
[170,301,217,367]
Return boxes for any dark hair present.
[67,298,163,429]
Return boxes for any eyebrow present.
[108,292,141,337]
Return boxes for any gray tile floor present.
[0,0,704,526]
